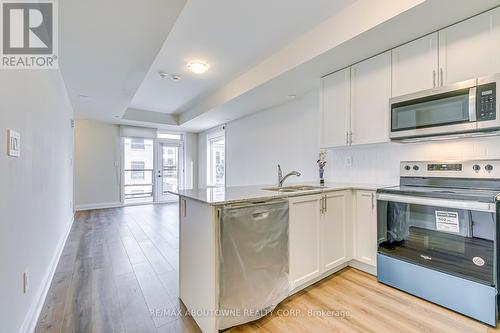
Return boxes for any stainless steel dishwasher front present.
[217,200,289,330]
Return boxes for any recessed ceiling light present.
[287,94,297,99]
[171,75,181,81]
[78,94,90,99]
[187,61,209,74]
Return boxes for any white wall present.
[184,132,198,189]
[328,136,500,185]
[74,119,121,209]
[0,70,74,333]
[75,121,198,208]
[210,88,500,188]
[224,90,320,187]
[198,130,208,188]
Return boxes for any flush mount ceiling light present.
[187,61,209,74]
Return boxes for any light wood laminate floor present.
[36,204,499,333]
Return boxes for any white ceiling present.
[62,0,500,133]
[59,0,186,123]
[129,0,355,115]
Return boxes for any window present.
[207,133,225,186]
[130,161,145,179]
[157,132,182,140]
[130,138,145,150]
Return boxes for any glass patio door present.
[156,142,183,202]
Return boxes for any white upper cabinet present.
[439,7,500,86]
[350,51,392,146]
[320,68,350,147]
[392,33,439,97]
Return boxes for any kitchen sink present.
[262,185,325,192]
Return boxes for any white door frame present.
[154,139,184,202]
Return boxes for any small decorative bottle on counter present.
[317,150,327,186]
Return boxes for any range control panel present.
[401,160,500,178]
[477,82,496,121]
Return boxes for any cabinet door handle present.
[183,199,187,217]
[440,68,444,86]
[432,70,436,88]
[345,131,349,145]
[324,195,327,213]
[349,132,353,145]
[371,193,374,210]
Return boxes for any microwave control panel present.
[476,82,496,121]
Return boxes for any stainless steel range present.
[376,160,500,326]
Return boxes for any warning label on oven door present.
[435,211,460,233]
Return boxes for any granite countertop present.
[168,181,394,205]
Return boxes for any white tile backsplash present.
[327,136,500,185]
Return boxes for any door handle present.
[376,193,496,212]
[468,87,477,122]
[440,68,444,86]
[432,70,436,88]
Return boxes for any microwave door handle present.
[469,87,477,122]
[376,193,496,213]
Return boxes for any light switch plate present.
[7,129,20,157]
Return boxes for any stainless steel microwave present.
[390,74,500,140]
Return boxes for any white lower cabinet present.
[289,190,352,291]
[353,190,377,267]
[288,194,322,290]
[322,190,352,271]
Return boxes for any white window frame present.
[206,126,226,187]
[120,131,186,205]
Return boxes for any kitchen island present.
[169,182,390,333]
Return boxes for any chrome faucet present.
[277,164,301,187]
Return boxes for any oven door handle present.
[376,193,496,212]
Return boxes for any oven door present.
[377,193,497,286]
[390,79,477,139]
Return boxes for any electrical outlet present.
[23,270,29,294]
[345,156,353,168]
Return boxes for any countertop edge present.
[169,184,393,206]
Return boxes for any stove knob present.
[473,164,481,172]
[404,165,411,171]
[413,165,419,171]
[485,164,494,172]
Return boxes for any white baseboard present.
[348,259,377,276]
[19,214,75,333]
[289,263,349,296]
[289,260,377,297]
[75,201,123,211]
